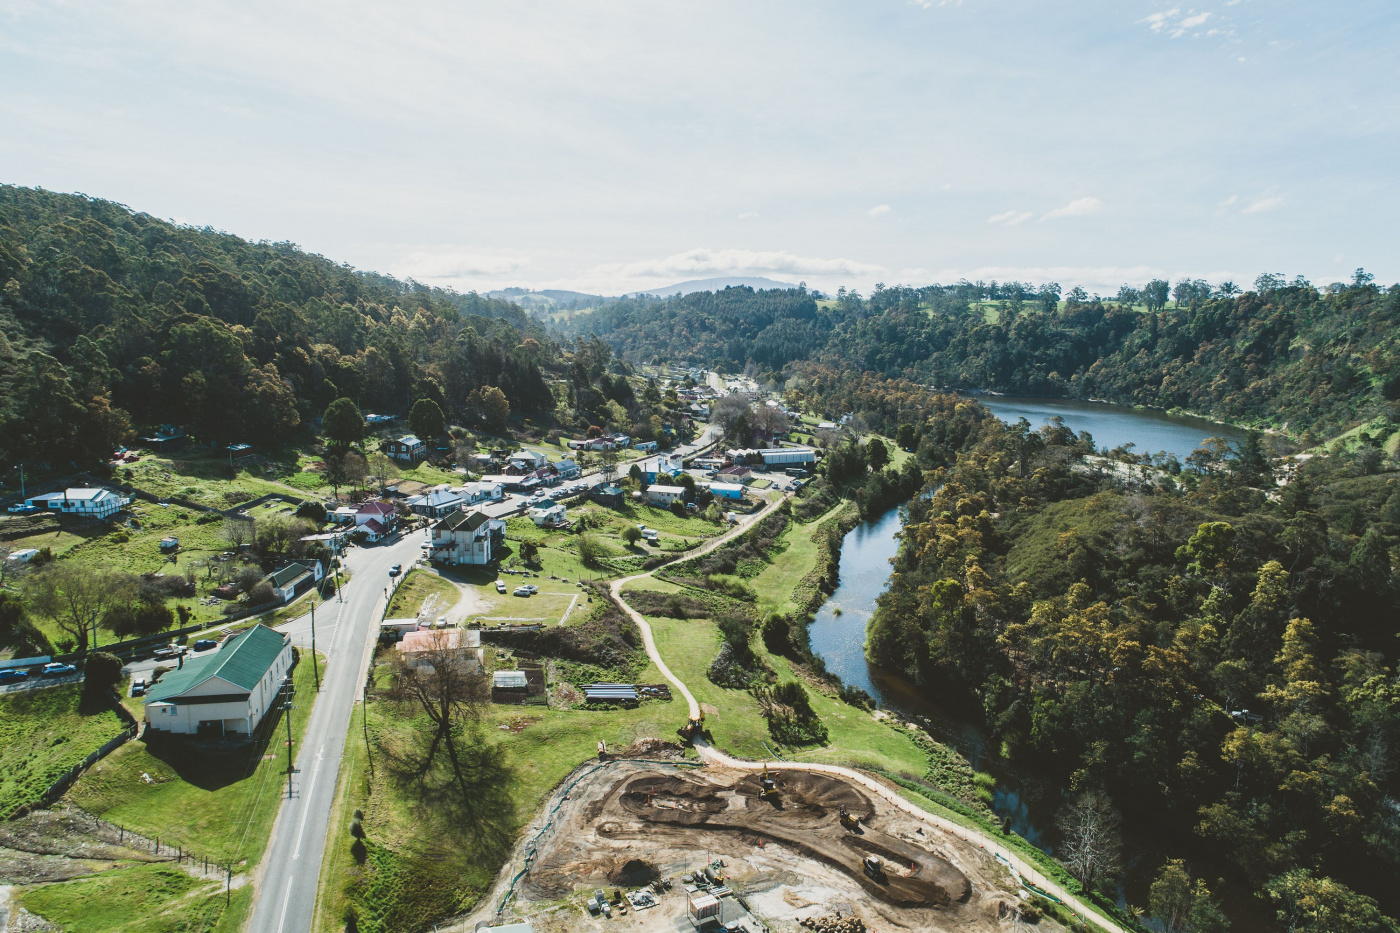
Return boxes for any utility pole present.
[363,678,373,779]
[283,685,298,799]
[309,596,319,692]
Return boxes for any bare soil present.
[458,760,1055,933]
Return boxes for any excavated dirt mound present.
[609,858,660,886]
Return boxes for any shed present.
[688,892,721,926]
[708,482,745,501]
[493,670,528,689]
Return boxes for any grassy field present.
[69,655,320,871]
[747,502,843,617]
[14,862,253,933]
[385,568,459,620]
[0,683,130,819]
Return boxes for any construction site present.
[461,758,1059,933]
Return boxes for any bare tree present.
[751,405,789,439]
[1057,790,1122,894]
[599,448,619,484]
[710,394,752,438]
[224,517,255,550]
[366,451,402,492]
[27,564,137,652]
[383,631,491,798]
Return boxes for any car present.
[389,563,402,576]
[6,503,38,514]
[495,580,507,594]
[152,645,186,660]
[41,662,77,677]
[525,584,539,594]
[435,616,448,628]
[192,639,219,652]
[0,668,30,683]
[513,586,531,597]
[131,679,147,697]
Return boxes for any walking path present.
[610,493,1131,933]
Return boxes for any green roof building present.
[144,624,294,737]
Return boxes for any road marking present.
[276,876,295,933]
[291,745,325,860]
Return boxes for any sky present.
[1,0,1396,297]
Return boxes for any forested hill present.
[564,277,1400,439]
[0,186,555,468]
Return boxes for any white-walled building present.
[143,625,293,737]
[25,487,128,520]
[528,502,568,526]
[429,510,506,566]
[645,484,686,507]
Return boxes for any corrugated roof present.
[440,510,490,532]
[268,563,309,588]
[145,624,288,703]
[493,670,528,688]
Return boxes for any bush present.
[669,498,687,517]
[761,613,793,656]
[576,533,607,569]
[620,525,642,546]
[248,581,276,605]
[83,651,124,697]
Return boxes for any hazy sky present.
[2,1,1396,296]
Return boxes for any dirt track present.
[463,759,1047,933]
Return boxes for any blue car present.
[0,668,30,683]
[40,663,76,677]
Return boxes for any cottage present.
[637,453,686,484]
[708,482,745,501]
[507,450,548,472]
[429,510,506,566]
[462,480,505,504]
[382,435,427,462]
[143,624,293,737]
[633,441,658,454]
[354,501,397,531]
[645,484,686,507]
[552,459,582,480]
[717,464,752,483]
[467,452,497,472]
[588,483,625,508]
[263,561,321,603]
[528,502,568,527]
[24,487,129,521]
[404,485,465,518]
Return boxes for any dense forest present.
[565,275,1400,439]
[0,186,678,473]
[789,364,1400,931]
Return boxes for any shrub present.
[82,651,124,698]
[620,525,642,546]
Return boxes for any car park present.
[0,668,29,683]
[41,662,77,677]
[192,639,218,652]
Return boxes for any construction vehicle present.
[678,712,705,742]
[862,854,885,882]
[839,807,860,831]
[759,763,780,802]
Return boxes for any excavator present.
[678,712,705,743]
[759,763,780,802]
[838,806,861,832]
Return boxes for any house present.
[633,440,658,454]
[383,435,426,462]
[25,487,129,521]
[528,502,568,527]
[708,482,745,501]
[139,425,187,452]
[553,459,582,480]
[143,624,293,737]
[404,485,465,518]
[817,421,839,432]
[330,506,359,524]
[717,464,752,483]
[645,484,686,507]
[588,483,625,508]
[757,446,816,467]
[467,452,497,473]
[429,510,506,566]
[507,450,548,472]
[610,434,632,449]
[264,561,323,603]
[637,454,685,484]
[462,481,505,504]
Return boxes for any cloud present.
[554,247,886,294]
[1143,8,1219,39]
[1242,195,1285,214]
[868,204,891,217]
[1179,12,1211,28]
[392,249,530,281]
[908,265,1250,297]
[1040,197,1103,222]
[737,210,760,219]
[988,209,1033,226]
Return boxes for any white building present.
[758,446,816,467]
[25,487,128,520]
[405,485,466,517]
[645,484,686,507]
[143,625,293,737]
[508,450,548,472]
[528,502,568,527]
[462,480,505,504]
[429,510,506,566]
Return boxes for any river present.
[807,397,1251,900]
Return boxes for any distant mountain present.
[630,276,798,298]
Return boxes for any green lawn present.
[385,568,459,620]
[747,504,842,617]
[68,655,321,871]
[1,684,130,819]
[14,862,252,933]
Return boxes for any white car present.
[513,586,532,597]
[495,580,507,593]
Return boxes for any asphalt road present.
[247,530,423,933]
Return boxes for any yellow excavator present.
[678,712,705,742]
[759,763,780,802]
[839,807,860,831]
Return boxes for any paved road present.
[247,532,423,933]
[610,493,1132,933]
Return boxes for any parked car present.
[6,503,38,514]
[131,679,147,697]
[0,668,29,683]
[41,662,77,677]
[192,639,218,652]
[513,586,531,597]
[495,580,507,594]
[388,563,402,576]
[525,584,539,594]
[152,645,186,660]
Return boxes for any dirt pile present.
[800,914,868,933]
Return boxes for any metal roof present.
[144,624,288,703]
[493,670,528,689]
